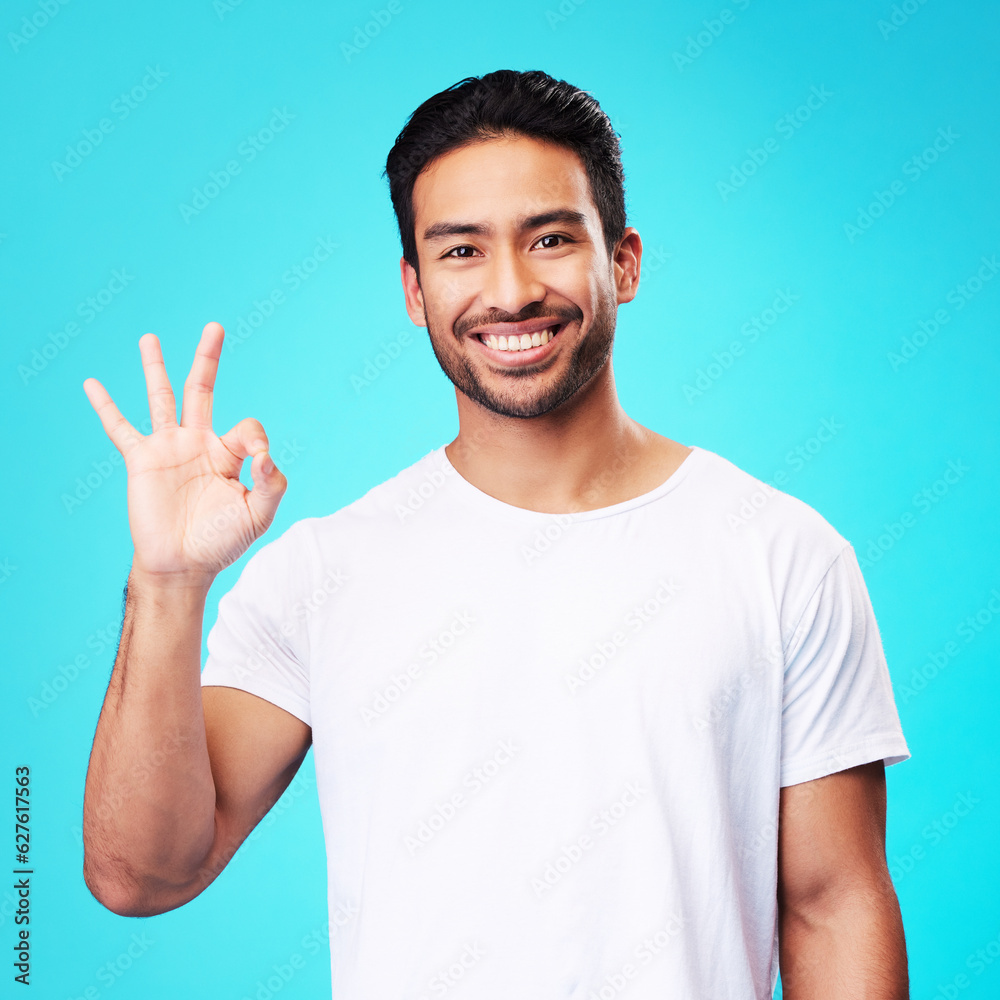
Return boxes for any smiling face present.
[401,134,640,420]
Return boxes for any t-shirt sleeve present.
[200,525,313,727]
[780,543,910,787]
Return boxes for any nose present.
[480,245,546,318]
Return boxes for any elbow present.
[82,856,182,918]
[84,874,153,918]
[779,871,899,929]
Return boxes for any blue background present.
[2,1,998,997]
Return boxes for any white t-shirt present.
[201,443,910,999]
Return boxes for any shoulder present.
[688,445,848,555]
[682,447,855,623]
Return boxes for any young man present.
[82,70,911,998]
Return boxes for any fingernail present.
[262,454,275,474]
[252,439,267,453]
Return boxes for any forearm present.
[83,567,218,915]
[779,883,909,999]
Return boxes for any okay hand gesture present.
[83,322,287,587]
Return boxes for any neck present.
[445,362,687,514]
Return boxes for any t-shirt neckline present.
[434,443,704,523]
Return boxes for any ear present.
[613,228,642,305]
[400,256,427,327]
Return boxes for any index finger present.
[82,377,144,457]
[181,322,225,430]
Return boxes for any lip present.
[469,321,567,367]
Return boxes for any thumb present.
[246,448,287,532]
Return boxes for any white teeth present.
[483,327,557,352]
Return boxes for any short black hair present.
[383,69,627,277]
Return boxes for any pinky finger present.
[83,378,144,456]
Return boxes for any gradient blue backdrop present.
[2,1,998,997]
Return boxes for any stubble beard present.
[423,290,618,420]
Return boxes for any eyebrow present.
[421,209,589,244]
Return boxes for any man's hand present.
[777,760,909,999]
[82,322,306,917]
[83,321,287,587]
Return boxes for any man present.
[82,69,911,998]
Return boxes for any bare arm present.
[777,760,909,999]
[82,323,309,916]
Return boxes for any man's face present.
[401,134,639,419]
